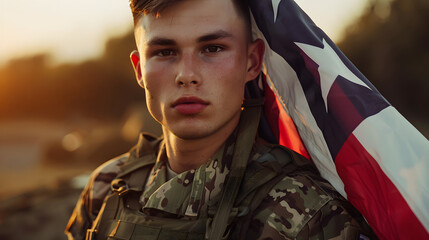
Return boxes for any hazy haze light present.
[0,0,133,66]
[0,0,367,66]
[62,132,83,152]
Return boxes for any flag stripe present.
[251,14,346,197]
[336,131,429,240]
[353,107,429,233]
[263,78,310,159]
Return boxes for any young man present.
[65,0,376,239]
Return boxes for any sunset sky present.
[0,0,368,66]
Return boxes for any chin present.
[163,112,241,141]
[172,128,213,140]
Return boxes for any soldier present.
[65,0,377,239]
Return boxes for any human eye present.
[203,45,224,54]
[155,49,176,57]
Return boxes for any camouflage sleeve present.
[64,154,128,240]
[294,199,374,240]
[247,174,376,240]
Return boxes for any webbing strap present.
[115,154,157,211]
[86,136,159,240]
[117,149,158,179]
[121,155,155,187]
[108,220,206,240]
[86,193,120,240]
[207,98,263,240]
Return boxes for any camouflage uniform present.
[65,130,375,239]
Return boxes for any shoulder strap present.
[207,98,263,240]
[113,133,161,190]
[117,133,161,177]
[112,134,162,210]
[86,133,160,240]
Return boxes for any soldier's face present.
[132,0,263,140]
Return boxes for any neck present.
[163,118,240,173]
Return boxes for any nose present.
[175,52,201,87]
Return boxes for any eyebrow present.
[146,30,234,47]
[197,30,234,42]
[147,38,176,47]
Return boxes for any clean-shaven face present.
[134,0,256,140]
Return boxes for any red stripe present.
[263,78,310,159]
[336,133,429,240]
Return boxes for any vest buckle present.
[85,229,96,240]
[111,179,129,196]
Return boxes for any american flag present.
[247,0,429,239]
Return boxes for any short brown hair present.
[129,0,251,39]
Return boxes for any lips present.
[172,96,209,115]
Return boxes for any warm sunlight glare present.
[0,0,133,66]
[0,0,366,67]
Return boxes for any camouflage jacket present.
[65,133,375,239]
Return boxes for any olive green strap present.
[86,193,120,240]
[86,139,158,240]
[208,98,263,240]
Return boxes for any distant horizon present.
[0,0,368,67]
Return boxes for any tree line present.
[338,0,428,124]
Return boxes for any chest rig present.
[85,99,316,240]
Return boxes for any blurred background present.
[0,0,427,239]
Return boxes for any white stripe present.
[271,0,281,22]
[250,13,346,197]
[353,106,429,232]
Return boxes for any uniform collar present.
[140,133,237,218]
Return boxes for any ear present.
[246,39,265,82]
[130,50,144,88]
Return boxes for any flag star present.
[272,0,281,22]
[295,39,371,112]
